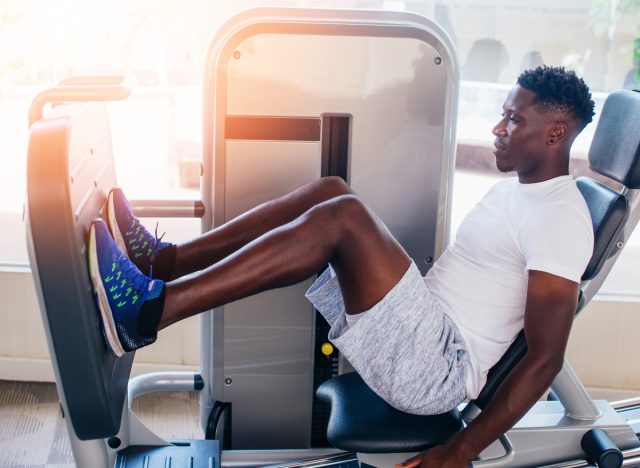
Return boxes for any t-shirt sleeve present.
[518,203,594,283]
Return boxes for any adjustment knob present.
[321,342,334,357]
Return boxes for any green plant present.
[591,0,640,35]
[590,0,640,87]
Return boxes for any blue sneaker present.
[107,187,172,277]
[88,219,165,357]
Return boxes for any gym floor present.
[0,380,202,467]
[1,379,636,467]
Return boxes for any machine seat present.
[316,372,463,453]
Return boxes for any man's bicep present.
[523,270,580,360]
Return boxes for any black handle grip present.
[581,428,623,468]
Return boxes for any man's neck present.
[517,149,571,184]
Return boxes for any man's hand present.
[395,444,472,468]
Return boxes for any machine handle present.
[472,434,515,467]
[129,199,206,219]
[128,372,203,408]
[581,429,623,468]
[28,75,134,126]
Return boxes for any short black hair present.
[517,66,595,129]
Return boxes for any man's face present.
[492,86,551,180]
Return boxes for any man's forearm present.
[439,272,579,464]
[449,354,562,462]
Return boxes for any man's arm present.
[398,269,581,468]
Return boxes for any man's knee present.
[290,195,365,253]
[305,193,367,229]
[316,176,352,200]
[326,194,374,231]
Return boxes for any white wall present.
[566,299,640,391]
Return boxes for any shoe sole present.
[107,189,128,258]
[88,222,126,358]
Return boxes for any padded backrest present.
[26,101,132,440]
[471,90,640,411]
[576,178,628,280]
[589,90,640,188]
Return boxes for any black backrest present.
[472,90,640,410]
[576,178,628,281]
[26,102,131,439]
[589,90,640,189]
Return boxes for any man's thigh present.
[328,195,412,315]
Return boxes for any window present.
[2,0,639,295]
[428,0,640,296]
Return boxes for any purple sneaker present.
[107,187,172,277]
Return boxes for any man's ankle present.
[152,244,177,281]
[137,287,166,337]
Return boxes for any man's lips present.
[493,141,506,154]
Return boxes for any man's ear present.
[547,121,568,145]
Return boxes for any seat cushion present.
[316,373,464,453]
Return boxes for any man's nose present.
[492,120,507,137]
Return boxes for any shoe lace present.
[147,223,167,278]
[153,222,166,255]
[126,218,166,259]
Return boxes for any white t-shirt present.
[424,175,594,399]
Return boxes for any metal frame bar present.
[128,372,204,408]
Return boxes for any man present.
[88,66,595,467]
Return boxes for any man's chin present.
[495,162,514,173]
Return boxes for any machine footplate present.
[116,439,220,467]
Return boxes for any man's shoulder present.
[486,177,518,196]
[538,178,590,214]
[492,177,518,188]
[516,178,593,242]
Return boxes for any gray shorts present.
[305,261,469,415]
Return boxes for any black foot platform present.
[116,439,220,467]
